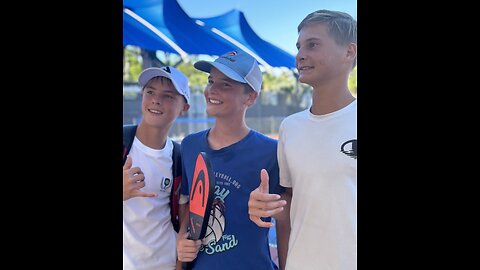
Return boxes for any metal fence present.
[124,89,311,141]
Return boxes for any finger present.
[129,173,145,184]
[129,167,143,176]
[123,155,132,170]
[249,206,285,218]
[132,190,157,198]
[194,240,202,249]
[181,245,200,253]
[259,169,269,193]
[249,215,274,228]
[249,197,286,211]
[178,253,197,262]
[250,191,281,203]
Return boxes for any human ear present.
[345,42,357,62]
[246,91,258,107]
[179,103,190,116]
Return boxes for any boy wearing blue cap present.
[176,51,289,270]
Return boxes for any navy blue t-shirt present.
[181,129,283,270]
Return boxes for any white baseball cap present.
[194,51,262,93]
[138,66,191,104]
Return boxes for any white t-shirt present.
[123,137,177,270]
[279,100,357,270]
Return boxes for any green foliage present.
[176,59,209,93]
[262,69,296,93]
[123,46,142,82]
[123,46,358,98]
[348,66,357,97]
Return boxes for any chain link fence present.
[124,89,311,141]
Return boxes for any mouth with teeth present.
[298,66,313,72]
[208,98,223,104]
[147,108,164,115]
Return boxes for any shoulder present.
[280,109,309,129]
[283,109,308,124]
[250,130,278,148]
[181,129,208,146]
[172,139,181,150]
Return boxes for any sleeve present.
[269,141,284,195]
[180,141,190,198]
[278,122,292,188]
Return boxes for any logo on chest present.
[160,177,172,192]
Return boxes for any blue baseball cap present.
[194,51,262,93]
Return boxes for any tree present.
[348,66,357,97]
[123,47,358,98]
[123,46,142,82]
[262,69,296,93]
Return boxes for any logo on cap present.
[220,51,238,62]
[162,66,171,73]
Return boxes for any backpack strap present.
[170,141,182,233]
[123,125,137,164]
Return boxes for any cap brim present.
[194,61,247,84]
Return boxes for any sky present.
[177,0,357,56]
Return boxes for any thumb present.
[123,155,132,170]
[259,169,269,193]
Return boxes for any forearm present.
[178,203,189,235]
[274,188,292,270]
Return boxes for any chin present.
[205,109,217,117]
[298,76,310,84]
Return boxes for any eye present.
[309,42,319,48]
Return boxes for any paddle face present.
[188,152,215,240]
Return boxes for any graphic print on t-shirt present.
[199,171,242,255]
[201,199,225,245]
[340,139,357,159]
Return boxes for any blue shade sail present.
[123,0,295,68]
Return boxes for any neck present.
[310,78,355,115]
[135,122,169,149]
[208,118,250,150]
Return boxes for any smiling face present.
[141,76,189,129]
[203,67,257,119]
[296,23,354,88]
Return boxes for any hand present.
[123,155,157,201]
[177,232,202,262]
[248,169,287,227]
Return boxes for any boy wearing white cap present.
[176,51,289,270]
[123,66,190,270]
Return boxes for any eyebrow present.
[296,37,322,48]
[162,89,178,94]
[145,87,178,95]
[208,75,236,83]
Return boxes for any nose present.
[151,94,161,105]
[205,84,218,94]
[296,50,305,63]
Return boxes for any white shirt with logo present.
[123,136,176,270]
[279,100,357,270]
